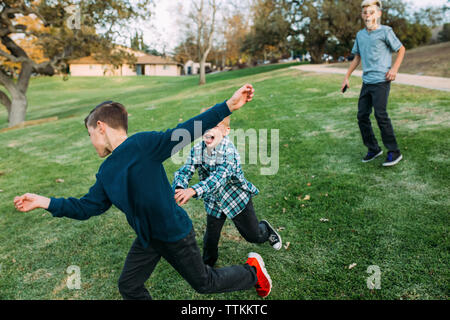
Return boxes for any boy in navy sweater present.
[13,84,273,299]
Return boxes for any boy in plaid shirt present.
[172,109,282,267]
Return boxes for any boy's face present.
[203,122,230,149]
[362,5,381,30]
[87,123,111,158]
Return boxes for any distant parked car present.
[346,54,355,61]
[338,56,345,62]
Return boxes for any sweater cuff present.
[214,100,232,119]
[47,197,63,217]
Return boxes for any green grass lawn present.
[0,62,448,300]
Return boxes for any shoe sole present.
[248,252,272,298]
[382,154,403,167]
[362,150,383,163]
[261,220,282,250]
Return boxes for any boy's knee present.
[357,111,370,121]
[190,277,212,294]
[374,111,389,123]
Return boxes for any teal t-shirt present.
[352,25,403,84]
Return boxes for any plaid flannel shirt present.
[172,136,259,219]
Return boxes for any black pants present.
[357,81,399,153]
[203,199,269,267]
[118,228,257,300]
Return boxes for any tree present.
[0,0,152,127]
[187,0,218,85]
[223,13,250,66]
[285,0,337,63]
[241,0,291,64]
[438,23,450,43]
[173,35,198,65]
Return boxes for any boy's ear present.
[97,120,107,134]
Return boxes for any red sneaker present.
[246,252,272,298]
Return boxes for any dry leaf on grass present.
[282,208,286,213]
[284,242,291,250]
[55,178,64,183]
[277,227,285,232]
[320,218,329,222]
[303,195,311,201]
[348,263,357,269]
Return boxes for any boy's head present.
[84,101,128,158]
[200,106,231,149]
[361,0,382,31]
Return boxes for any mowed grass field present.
[0,62,449,300]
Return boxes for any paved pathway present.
[292,64,450,92]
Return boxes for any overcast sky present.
[143,0,449,53]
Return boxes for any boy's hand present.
[386,68,398,81]
[13,193,50,212]
[341,78,350,92]
[174,188,196,206]
[226,84,255,112]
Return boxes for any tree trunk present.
[309,45,325,64]
[8,91,27,127]
[0,90,11,123]
[199,58,206,85]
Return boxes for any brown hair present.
[200,106,231,127]
[84,101,128,133]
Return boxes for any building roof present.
[136,55,179,65]
[69,53,179,66]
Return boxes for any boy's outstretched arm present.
[14,176,112,220]
[175,153,235,206]
[172,147,197,191]
[386,45,405,82]
[342,55,361,92]
[138,84,255,162]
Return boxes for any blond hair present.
[200,106,231,127]
[361,0,382,9]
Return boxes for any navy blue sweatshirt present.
[47,101,231,247]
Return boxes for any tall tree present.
[0,0,152,127]
[187,0,218,85]
[241,0,291,63]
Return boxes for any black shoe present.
[261,220,282,250]
[362,149,383,163]
[382,151,403,167]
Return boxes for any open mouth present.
[204,133,215,145]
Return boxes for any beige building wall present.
[70,64,137,76]
[144,64,180,76]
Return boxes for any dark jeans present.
[118,228,257,300]
[357,81,399,153]
[203,198,269,267]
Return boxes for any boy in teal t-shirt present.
[342,0,406,167]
